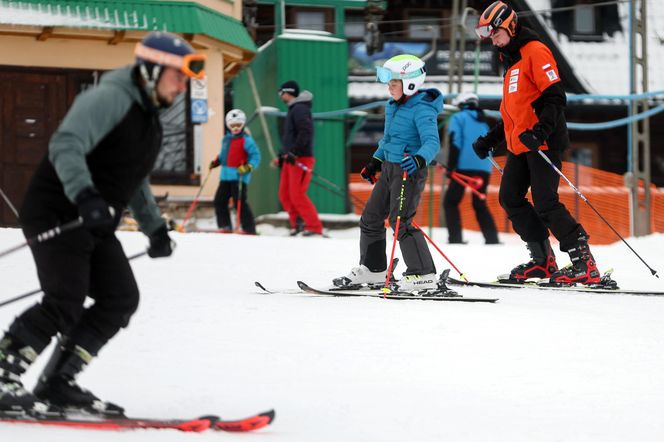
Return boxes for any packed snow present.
[1,223,664,441]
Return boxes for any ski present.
[215,409,275,432]
[254,281,301,294]
[296,272,498,303]
[446,275,664,296]
[0,413,216,432]
[0,409,275,432]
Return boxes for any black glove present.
[147,225,173,258]
[360,157,383,184]
[519,126,546,151]
[75,187,115,232]
[282,152,296,165]
[209,158,220,170]
[472,136,494,160]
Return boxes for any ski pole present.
[411,220,468,282]
[488,154,503,175]
[537,150,658,278]
[179,169,213,232]
[384,170,408,295]
[0,250,148,309]
[294,160,342,192]
[449,171,486,200]
[0,186,19,219]
[317,170,468,281]
[235,179,243,234]
[0,218,83,260]
[451,170,484,189]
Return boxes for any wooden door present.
[0,68,97,227]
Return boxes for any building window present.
[295,10,326,32]
[152,91,197,185]
[574,5,596,35]
[345,13,365,39]
[407,13,440,40]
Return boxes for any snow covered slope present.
[1,226,663,441]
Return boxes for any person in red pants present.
[273,80,323,236]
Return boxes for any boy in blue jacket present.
[333,54,443,292]
[444,92,499,244]
[209,109,261,234]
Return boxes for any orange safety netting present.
[349,158,664,245]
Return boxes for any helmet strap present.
[139,64,163,107]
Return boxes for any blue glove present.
[400,155,426,176]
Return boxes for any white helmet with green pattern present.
[376,54,427,96]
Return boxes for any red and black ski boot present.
[499,239,558,283]
[548,236,601,285]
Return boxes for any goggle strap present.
[135,43,184,71]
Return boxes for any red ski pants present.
[278,156,322,234]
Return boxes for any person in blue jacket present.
[443,92,499,244]
[333,54,443,292]
[209,109,261,234]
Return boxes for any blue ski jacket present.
[373,88,443,165]
[447,108,492,173]
[217,132,261,184]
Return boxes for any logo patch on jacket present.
[508,68,519,94]
[545,69,558,82]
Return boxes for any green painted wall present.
[233,32,349,216]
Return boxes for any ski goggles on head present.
[475,24,497,39]
[134,43,207,80]
[375,66,425,84]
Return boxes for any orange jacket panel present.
[500,40,562,155]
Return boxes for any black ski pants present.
[359,162,435,275]
[9,228,139,356]
[213,180,256,234]
[443,170,499,244]
[499,150,584,251]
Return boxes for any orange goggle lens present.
[181,54,206,80]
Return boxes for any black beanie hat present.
[279,80,300,97]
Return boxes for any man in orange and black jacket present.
[472,1,601,285]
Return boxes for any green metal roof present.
[0,0,256,52]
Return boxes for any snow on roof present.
[279,29,344,43]
[526,0,664,95]
[0,2,114,28]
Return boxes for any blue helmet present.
[134,31,205,85]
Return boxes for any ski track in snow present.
[1,226,664,441]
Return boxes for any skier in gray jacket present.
[0,32,205,416]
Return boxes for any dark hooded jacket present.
[281,91,314,157]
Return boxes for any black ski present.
[254,281,301,294]
[296,270,498,303]
[0,409,275,432]
[256,259,401,295]
[447,273,664,296]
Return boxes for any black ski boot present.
[548,234,601,285]
[0,334,54,416]
[499,239,558,282]
[33,340,124,417]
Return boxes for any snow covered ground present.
[1,224,664,441]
